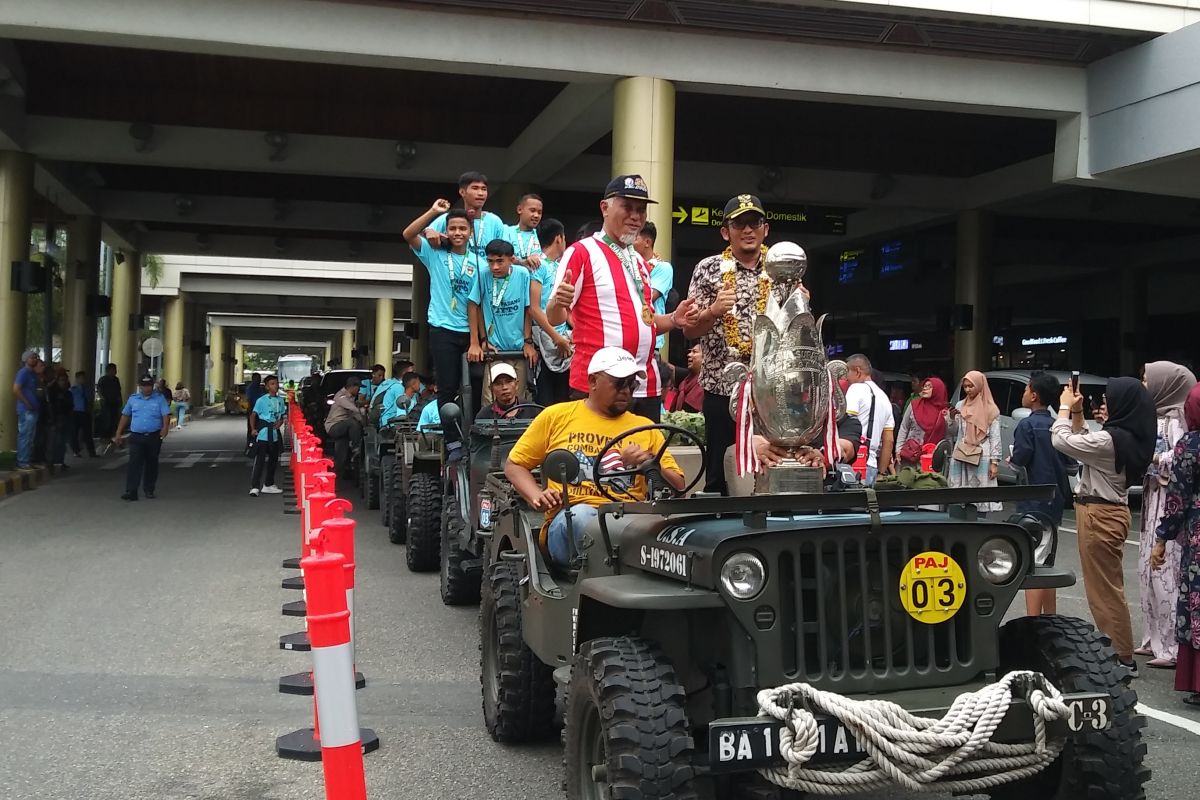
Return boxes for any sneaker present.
[16,465,34,472]
[261,485,283,495]
[144,491,155,499]
[249,488,260,497]
[173,426,182,432]
[120,492,137,501]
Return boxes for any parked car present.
[950,370,1105,487]
[301,369,372,433]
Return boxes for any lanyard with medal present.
[516,229,538,260]
[602,235,654,324]
[487,270,511,339]
[447,250,467,313]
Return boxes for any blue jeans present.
[865,465,878,487]
[547,504,599,565]
[16,408,37,467]
[175,403,189,426]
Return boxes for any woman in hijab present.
[1151,383,1200,705]
[943,371,1002,512]
[1137,362,1197,668]
[895,377,948,469]
[1053,376,1156,675]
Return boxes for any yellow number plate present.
[899,551,966,624]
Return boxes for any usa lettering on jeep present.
[639,545,689,578]
[656,525,697,546]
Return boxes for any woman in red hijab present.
[894,377,948,468]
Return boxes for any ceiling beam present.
[504,82,613,184]
[0,0,1086,115]
[186,274,411,301]
[207,313,356,331]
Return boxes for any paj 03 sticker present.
[898,551,966,624]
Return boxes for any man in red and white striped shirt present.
[546,175,697,421]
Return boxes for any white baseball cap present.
[587,347,646,379]
[488,362,518,383]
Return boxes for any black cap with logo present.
[139,373,155,384]
[723,193,766,222]
[603,174,658,204]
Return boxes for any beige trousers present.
[1075,502,1134,661]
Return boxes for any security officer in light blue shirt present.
[113,373,172,501]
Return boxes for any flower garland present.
[720,245,771,358]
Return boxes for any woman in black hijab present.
[1052,375,1156,675]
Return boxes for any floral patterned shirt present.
[687,252,766,396]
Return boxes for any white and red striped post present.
[322,518,358,665]
[305,548,368,797]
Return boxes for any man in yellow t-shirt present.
[505,346,684,564]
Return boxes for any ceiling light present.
[129,122,154,153]
[395,141,417,169]
[757,165,782,194]
[175,196,195,217]
[368,205,385,226]
[196,233,212,252]
[347,240,363,258]
[273,237,288,254]
[272,198,291,221]
[265,130,289,161]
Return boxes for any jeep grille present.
[771,533,981,692]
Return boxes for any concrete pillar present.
[410,260,430,375]
[953,210,991,382]
[162,292,186,387]
[234,341,245,385]
[375,297,394,367]
[0,151,33,451]
[62,215,101,375]
[340,328,353,369]
[208,322,225,398]
[109,251,142,401]
[1119,269,1147,377]
[323,343,331,370]
[612,76,676,261]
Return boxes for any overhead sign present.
[672,200,846,235]
[888,338,910,352]
[1022,336,1068,347]
[142,337,164,358]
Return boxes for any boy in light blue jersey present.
[416,397,442,432]
[503,194,544,271]
[379,372,422,427]
[529,218,573,406]
[424,170,506,261]
[249,374,288,496]
[404,199,481,461]
[360,363,387,407]
[469,239,537,405]
[635,221,675,350]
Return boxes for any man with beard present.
[505,347,684,565]
[546,175,698,422]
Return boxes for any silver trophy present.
[726,242,831,494]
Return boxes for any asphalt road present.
[0,416,1196,800]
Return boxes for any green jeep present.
[478,423,1148,799]
[389,414,445,572]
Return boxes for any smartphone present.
[1070,371,1080,394]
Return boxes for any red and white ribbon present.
[734,376,760,477]
[823,369,839,468]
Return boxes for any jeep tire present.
[480,560,556,743]
[440,492,480,605]
[993,614,1149,800]
[405,472,441,571]
[387,462,406,545]
[365,464,381,510]
[564,636,697,800]
[380,454,394,527]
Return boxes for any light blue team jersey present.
[469,265,531,351]
[412,237,480,333]
[649,259,674,349]
[532,258,571,337]
[430,210,507,261]
[122,391,171,434]
[379,381,417,427]
[253,393,288,442]
[504,226,542,263]
[416,400,441,432]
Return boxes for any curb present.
[0,465,53,499]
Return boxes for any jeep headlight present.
[978,538,1019,584]
[720,552,766,600]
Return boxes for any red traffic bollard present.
[276,548,379,766]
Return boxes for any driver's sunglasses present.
[727,216,766,231]
[610,375,638,392]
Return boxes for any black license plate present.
[707,717,866,774]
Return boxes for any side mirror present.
[440,402,462,422]
[544,448,580,486]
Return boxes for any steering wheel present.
[592,423,706,502]
[497,402,546,420]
